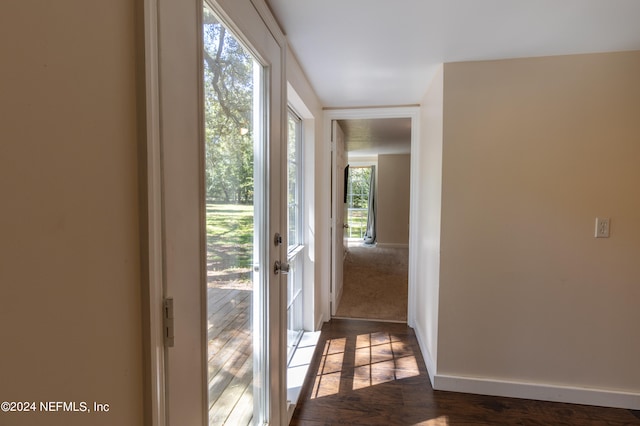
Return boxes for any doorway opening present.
[326,108,419,325]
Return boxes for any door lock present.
[274,260,290,275]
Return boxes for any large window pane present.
[287,111,302,250]
[203,6,264,425]
[286,109,304,361]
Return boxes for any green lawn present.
[206,204,367,280]
[206,204,253,280]
[347,208,368,239]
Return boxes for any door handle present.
[274,260,290,275]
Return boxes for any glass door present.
[157,0,287,424]
[202,6,266,424]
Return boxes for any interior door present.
[156,0,287,424]
[331,121,347,315]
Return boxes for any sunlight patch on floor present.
[310,332,420,397]
[413,416,450,425]
[310,338,346,399]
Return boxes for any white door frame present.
[329,120,347,316]
[140,0,166,424]
[322,107,420,327]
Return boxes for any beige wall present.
[0,2,143,425]
[437,51,640,395]
[377,154,411,245]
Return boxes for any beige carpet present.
[335,244,408,322]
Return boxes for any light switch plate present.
[595,217,610,238]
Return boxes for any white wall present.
[412,65,444,383]
[0,1,143,425]
[434,51,640,408]
[286,47,326,330]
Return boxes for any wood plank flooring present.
[207,286,253,426]
[291,319,640,426]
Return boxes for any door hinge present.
[163,298,175,347]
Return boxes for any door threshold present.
[331,316,407,324]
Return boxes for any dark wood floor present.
[291,319,640,426]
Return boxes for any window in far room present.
[346,166,372,240]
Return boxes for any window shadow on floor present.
[290,319,640,426]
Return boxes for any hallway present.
[335,245,408,322]
[291,319,640,425]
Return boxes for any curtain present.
[363,166,376,245]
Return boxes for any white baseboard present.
[434,374,640,410]
[315,313,325,331]
[287,402,296,424]
[410,320,437,386]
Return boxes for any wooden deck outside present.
[207,283,254,426]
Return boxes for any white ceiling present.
[267,0,640,109]
[338,118,411,156]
